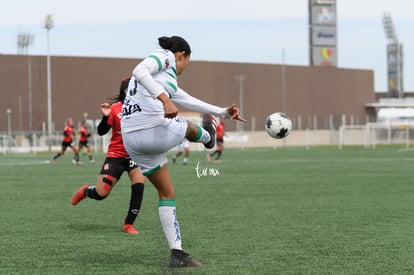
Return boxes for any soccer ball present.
[265,112,292,139]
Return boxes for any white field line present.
[239,158,414,163]
[0,160,51,166]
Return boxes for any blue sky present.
[0,0,413,92]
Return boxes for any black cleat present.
[169,249,201,268]
[202,114,216,149]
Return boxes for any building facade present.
[0,54,375,133]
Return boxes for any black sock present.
[74,153,79,162]
[210,151,217,157]
[125,183,145,225]
[85,186,105,200]
[216,151,222,160]
[53,153,61,160]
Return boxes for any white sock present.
[189,125,211,144]
[159,204,182,250]
[198,128,211,144]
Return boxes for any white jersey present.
[121,48,230,133]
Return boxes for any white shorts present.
[122,117,188,176]
[177,139,190,152]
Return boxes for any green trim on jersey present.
[148,55,162,71]
[166,81,177,93]
[166,71,177,80]
[158,198,176,207]
[187,125,203,142]
[143,165,161,176]
[164,90,172,98]
[171,67,177,75]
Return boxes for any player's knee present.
[102,175,114,192]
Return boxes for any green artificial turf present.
[1,146,414,274]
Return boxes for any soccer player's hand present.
[158,93,178,118]
[100,103,111,116]
[226,103,247,122]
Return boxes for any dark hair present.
[108,77,130,103]
[158,36,191,57]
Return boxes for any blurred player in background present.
[51,117,81,165]
[71,78,146,235]
[78,120,95,163]
[172,138,190,165]
[207,118,225,163]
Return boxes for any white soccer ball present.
[265,112,292,139]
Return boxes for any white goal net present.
[339,122,412,149]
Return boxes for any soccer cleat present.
[169,249,201,268]
[89,159,95,163]
[202,114,216,149]
[72,159,77,165]
[123,224,139,235]
[71,184,89,205]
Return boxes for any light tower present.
[382,12,403,98]
[17,32,34,133]
[44,14,54,150]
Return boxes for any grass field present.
[1,146,414,274]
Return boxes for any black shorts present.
[61,141,73,150]
[79,141,89,148]
[216,138,224,146]
[99,157,138,180]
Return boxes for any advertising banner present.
[387,44,403,95]
[311,5,336,25]
[312,46,337,66]
[312,26,337,46]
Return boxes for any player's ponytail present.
[108,77,130,104]
[158,36,191,57]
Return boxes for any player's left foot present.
[169,249,201,268]
[202,114,216,149]
[71,184,89,205]
[123,224,139,235]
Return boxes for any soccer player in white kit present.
[121,36,246,268]
[172,138,190,165]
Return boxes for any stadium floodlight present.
[17,32,34,133]
[382,12,398,44]
[17,32,33,54]
[44,15,54,150]
[382,12,403,97]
